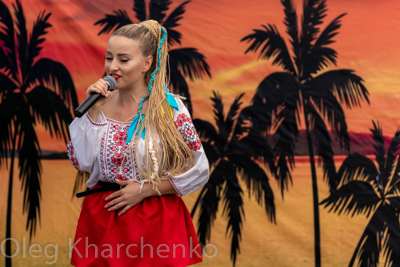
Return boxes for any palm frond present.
[210,91,227,139]
[0,95,16,168]
[28,58,78,108]
[201,142,220,168]
[94,10,132,35]
[168,48,211,80]
[168,66,192,114]
[335,153,378,186]
[193,118,223,164]
[193,160,226,246]
[251,72,300,133]
[0,43,13,77]
[305,77,350,152]
[273,123,295,197]
[234,108,274,169]
[26,11,51,73]
[307,102,336,188]
[13,0,28,81]
[320,180,380,217]
[234,106,255,136]
[382,129,400,185]
[314,69,369,108]
[387,191,400,213]
[242,24,295,74]
[162,1,189,46]
[0,72,17,95]
[26,85,73,143]
[371,121,385,173]
[392,132,400,193]
[149,0,171,24]
[0,0,17,76]
[72,171,90,199]
[273,96,300,197]
[193,119,218,143]
[299,0,327,55]
[222,171,244,266]
[348,205,389,267]
[380,209,400,267]
[225,93,244,137]
[281,0,299,72]
[232,156,275,222]
[15,100,42,239]
[133,0,146,22]
[304,13,346,76]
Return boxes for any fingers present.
[104,182,143,214]
[86,79,110,97]
[104,190,122,202]
[118,204,133,216]
[105,195,138,214]
[105,196,124,211]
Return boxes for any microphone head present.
[103,76,116,90]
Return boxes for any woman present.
[67,20,209,267]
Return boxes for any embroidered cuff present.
[168,177,183,197]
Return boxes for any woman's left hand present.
[104,179,147,216]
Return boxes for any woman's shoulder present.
[172,96,190,115]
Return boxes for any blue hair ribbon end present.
[126,114,146,144]
[166,93,179,111]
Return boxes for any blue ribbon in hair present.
[126,113,145,144]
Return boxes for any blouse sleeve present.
[67,112,107,173]
[168,98,210,196]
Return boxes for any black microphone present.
[74,76,116,118]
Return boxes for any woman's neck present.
[102,84,149,122]
[116,84,148,108]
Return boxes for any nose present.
[108,58,119,72]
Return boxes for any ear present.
[143,55,153,73]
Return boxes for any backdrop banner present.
[1,0,400,266]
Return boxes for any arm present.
[104,178,176,216]
[168,98,209,196]
[104,98,210,215]
[67,112,107,172]
[67,78,110,172]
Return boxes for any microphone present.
[74,76,116,118]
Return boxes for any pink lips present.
[110,73,121,80]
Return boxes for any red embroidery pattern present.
[174,113,201,151]
[100,120,140,182]
[67,142,80,170]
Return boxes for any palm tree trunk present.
[5,130,17,267]
[304,107,321,267]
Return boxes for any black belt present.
[76,180,124,198]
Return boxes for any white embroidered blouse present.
[67,98,209,196]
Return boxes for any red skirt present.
[71,187,202,267]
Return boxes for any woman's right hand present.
[86,78,112,111]
[86,78,112,121]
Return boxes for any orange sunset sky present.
[3,0,400,151]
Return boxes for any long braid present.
[112,21,194,190]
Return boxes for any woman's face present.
[105,36,152,91]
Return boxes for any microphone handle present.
[74,93,102,118]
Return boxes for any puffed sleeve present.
[67,112,107,173]
[168,98,209,196]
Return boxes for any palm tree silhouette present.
[94,0,210,114]
[321,121,400,267]
[0,1,78,266]
[191,91,276,266]
[241,0,369,265]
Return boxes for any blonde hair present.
[112,21,194,187]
